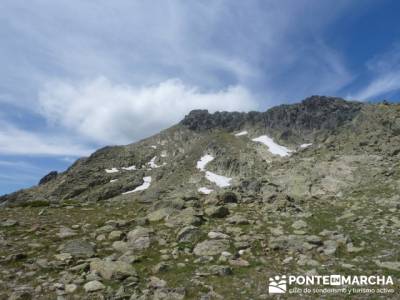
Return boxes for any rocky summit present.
[0,96,399,299]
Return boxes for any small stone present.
[229,258,250,267]
[148,276,167,289]
[292,220,307,230]
[57,227,77,239]
[54,253,72,261]
[112,241,129,252]
[346,243,363,253]
[322,240,338,255]
[1,219,18,227]
[208,265,233,276]
[96,234,106,241]
[28,243,43,249]
[65,284,77,294]
[226,214,249,225]
[208,231,230,239]
[270,227,284,236]
[305,235,323,245]
[96,225,115,234]
[221,251,232,257]
[106,219,132,228]
[119,254,141,264]
[297,254,320,267]
[108,230,123,241]
[84,280,105,292]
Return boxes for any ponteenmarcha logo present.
[268,275,287,294]
[268,274,394,295]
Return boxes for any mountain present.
[0,96,399,299]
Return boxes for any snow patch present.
[196,155,214,171]
[123,176,152,194]
[148,156,160,168]
[205,171,232,187]
[150,145,157,149]
[110,179,118,183]
[300,143,312,148]
[197,154,232,187]
[122,165,136,171]
[105,168,119,173]
[235,131,248,136]
[198,187,214,194]
[252,135,292,157]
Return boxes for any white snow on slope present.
[300,143,312,148]
[205,171,232,187]
[110,179,118,183]
[196,154,214,171]
[198,187,214,194]
[150,145,157,149]
[122,176,152,194]
[148,156,160,168]
[105,168,119,173]
[252,135,292,157]
[235,131,248,136]
[196,154,232,187]
[122,165,136,171]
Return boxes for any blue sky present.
[1,0,400,194]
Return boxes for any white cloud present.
[38,77,258,144]
[0,122,92,156]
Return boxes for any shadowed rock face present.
[180,96,363,134]
[39,171,58,185]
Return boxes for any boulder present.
[90,258,137,280]
[84,280,105,292]
[61,239,95,258]
[165,208,203,228]
[147,208,175,222]
[193,240,230,256]
[127,226,153,250]
[176,226,201,243]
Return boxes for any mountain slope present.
[0,96,399,299]
[0,95,379,207]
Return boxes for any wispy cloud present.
[0,121,92,156]
[350,44,400,100]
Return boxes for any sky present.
[1,0,400,194]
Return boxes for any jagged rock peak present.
[180,95,364,131]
